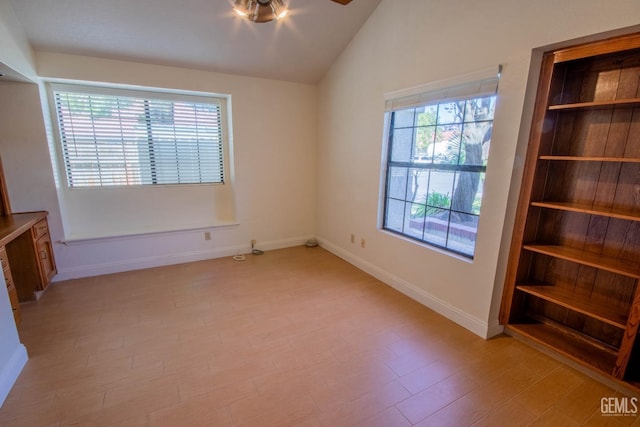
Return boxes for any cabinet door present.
[1,252,13,290]
[35,233,56,289]
[1,244,20,324]
[7,285,21,324]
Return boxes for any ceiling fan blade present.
[330,0,353,4]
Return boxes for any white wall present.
[316,0,640,337]
[0,52,318,279]
[0,0,36,79]
[0,272,27,407]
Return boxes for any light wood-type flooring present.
[1,246,639,426]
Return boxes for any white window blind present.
[384,65,502,112]
[52,85,225,188]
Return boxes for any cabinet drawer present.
[33,219,49,240]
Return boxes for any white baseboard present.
[0,344,28,408]
[486,319,504,338]
[54,236,313,281]
[318,237,494,339]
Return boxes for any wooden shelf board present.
[552,33,640,63]
[508,323,617,374]
[516,284,628,329]
[523,244,640,279]
[539,156,640,163]
[548,98,640,111]
[628,380,640,392]
[530,201,640,222]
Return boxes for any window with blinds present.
[52,86,226,188]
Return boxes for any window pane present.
[394,108,416,128]
[461,122,491,166]
[427,171,455,199]
[416,105,438,126]
[404,168,429,204]
[447,213,478,256]
[385,199,405,232]
[423,208,449,247]
[426,188,452,210]
[472,172,485,215]
[390,128,413,162]
[437,101,464,124]
[451,172,483,215]
[464,96,495,122]
[434,124,462,165]
[404,202,424,239]
[387,167,408,200]
[414,126,435,162]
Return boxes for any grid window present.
[52,86,226,188]
[383,95,496,258]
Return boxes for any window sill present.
[378,228,474,263]
[59,222,239,246]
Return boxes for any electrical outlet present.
[204,231,211,241]
[350,234,355,244]
[360,238,366,248]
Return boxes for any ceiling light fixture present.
[233,0,288,23]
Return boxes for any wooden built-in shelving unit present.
[500,33,640,391]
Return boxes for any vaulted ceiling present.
[8,0,383,84]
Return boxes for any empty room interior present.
[1,0,640,425]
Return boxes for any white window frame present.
[379,66,501,259]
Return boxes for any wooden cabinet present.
[2,213,57,303]
[1,245,20,323]
[0,156,57,326]
[0,214,57,325]
[500,33,640,391]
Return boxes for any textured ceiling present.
[8,0,382,84]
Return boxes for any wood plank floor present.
[1,246,638,426]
